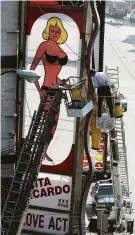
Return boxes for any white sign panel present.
[23,209,69,234]
[30,173,72,211]
[23,13,82,167]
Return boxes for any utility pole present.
[97,211,108,235]
[100,211,103,235]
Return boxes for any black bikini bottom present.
[41,86,60,96]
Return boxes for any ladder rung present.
[107,72,118,75]
[14,180,22,184]
[17,171,26,174]
[2,219,10,223]
[20,161,29,165]
[8,200,16,204]
[26,139,35,143]
[29,134,39,138]
[23,151,32,155]
[34,114,43,118]
[32,124,42,127]
[11,190,20,194]
[33,119,43,123]
[2,229,8,233]
[30,132,39,135]
[5,209,14,214]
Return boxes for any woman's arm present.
[30,42,46,70]
[56,77,63,85]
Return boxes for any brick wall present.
[1,1,19,56]
[1,177,12,210]
[1,164,14,210]
[1,1,19,210]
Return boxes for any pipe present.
[80,1,100,234]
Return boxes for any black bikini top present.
[45,51,68,66]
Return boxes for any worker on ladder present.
[90,69,124,129]
[90,69,114,120]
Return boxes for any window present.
[98,185,114,197]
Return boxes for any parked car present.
[130,9,135,22]
[91,179,115,211]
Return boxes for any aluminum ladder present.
[105,66,130,198]
[1,88,62,235]
[105,65,119,91]
[115,117,130,198]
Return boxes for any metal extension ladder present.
[1,88,62,235]
[115,118,130,198]
[105,66,130,198]
[105,66,119,91]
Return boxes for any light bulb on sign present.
[95,152,103,161]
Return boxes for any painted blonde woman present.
[30,17,68,98]
[30,17,68,162]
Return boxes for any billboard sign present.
[23,209,69,234]
[24,10,83,174]
[30,173,72,211]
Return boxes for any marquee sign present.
[23,209,69,234]
[30,173,72,211]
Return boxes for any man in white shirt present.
[90,69,114,118]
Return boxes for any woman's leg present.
[40,89,60,161]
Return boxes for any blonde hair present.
[42,17,68,44]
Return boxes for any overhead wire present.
[24,92,32,118]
